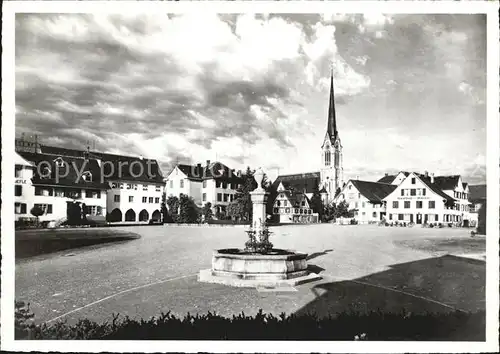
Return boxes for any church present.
[269,71,344,223]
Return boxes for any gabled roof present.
[272,172,320,194]
[39,144,164,183]
[469,184,486,201]
[377,175,396,184]
[414,174,456,204]
[277,189,311,208]
[350,180,397,204]
[18,152,109,190]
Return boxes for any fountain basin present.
[198,248,321,288]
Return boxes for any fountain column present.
[250,168,268,240]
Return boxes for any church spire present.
[327,66,338,140]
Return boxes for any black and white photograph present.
[1,1,499,352]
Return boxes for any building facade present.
[382,172,473,226]
[333,179,397,224]
[14,137,165,224]
[164,160,243,216]
[272,183,318,223]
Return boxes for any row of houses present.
[13,137,486,227]
[14,138,165,224]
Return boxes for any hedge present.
[16,302,485,341]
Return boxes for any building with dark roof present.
[14,137,165,223]
[164,160,244,215]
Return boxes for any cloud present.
[15,14,486,184]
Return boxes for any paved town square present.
[16,224,485,325]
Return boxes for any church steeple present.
[326,68,338,141]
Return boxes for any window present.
[294,208,299,214]
[180,180,184,188]
[273,208,279,213]
[398,214,404,221]
[15,202,27,214]
[114,195,120,203]
[156,185,161,192]
[15,185,22,196]
[34,204,52,214]
[127,184,132,190]
[285,208,290,213]
[422,189,426,196]
[389,214,393,220]
[301,201,306,207]
[203,180,207,188]
[230,194,234,202]
[169,181,173,189]
[393,201,399,208]
[216,181,221,188]
[355,202,358,208]
[276,200,281,207]
[120,183,124,189]
[54,188,65,197]
[222,182,227,189]
[348,185,352,190]
[202,193,207,202]
[429,201,435,209]
[149,197,154,203]
[325,151,331,166]
[435,215,439,221]
[410,189,416,196]
[372,212,377,217]
[129,196,134,202]
[416,201,422,209]
[362,202,365,208]
[404,201,410,209]
[142,196,147,203]
[308,210,312,214]
[223,194,228,202]
[411,178,416,184]
[401,189,404,196]
[155,197,160,204]
[284,200,288,206]
[85,190,100,199]
[34,187,53,196]
[15,166,23,178]
[217,193,222,202]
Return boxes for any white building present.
[382,172,473,226]
[15,151,108,223]
[15,138,165,224]
[164,160,243,216]
[333,179,397,224]
[272,183,318,223]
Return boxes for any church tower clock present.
[320,69,343,204]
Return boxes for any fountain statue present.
[198,168,321,287]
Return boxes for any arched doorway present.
[109,208,122,222]
[151,210,161,221]
[125,209,136,222]
[139,209,149,222]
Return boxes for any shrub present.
[16,306,485,341]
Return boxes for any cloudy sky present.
[15,13,487,183]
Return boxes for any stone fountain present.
[198,168,321,287]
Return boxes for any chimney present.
[206,160,211,167]
[356,175,359,180]
[237,170,242,177]
[385,173,388,177]
[425,171,429,177]
[430,173,435,183]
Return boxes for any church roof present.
[272,172,321,194]
[326,71,338,141]
[431,175,461,191]
[350,180,397,204]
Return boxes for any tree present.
[65,201,82,226]
[30,206,44,225]
[166,195,179,223]
[334,200,351,218]
[310,182,324,221]
[227,201,245,221]
[178,194,200,224]
[202,202,214,222]
[161,193,168,223]
[232,167,257,222]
